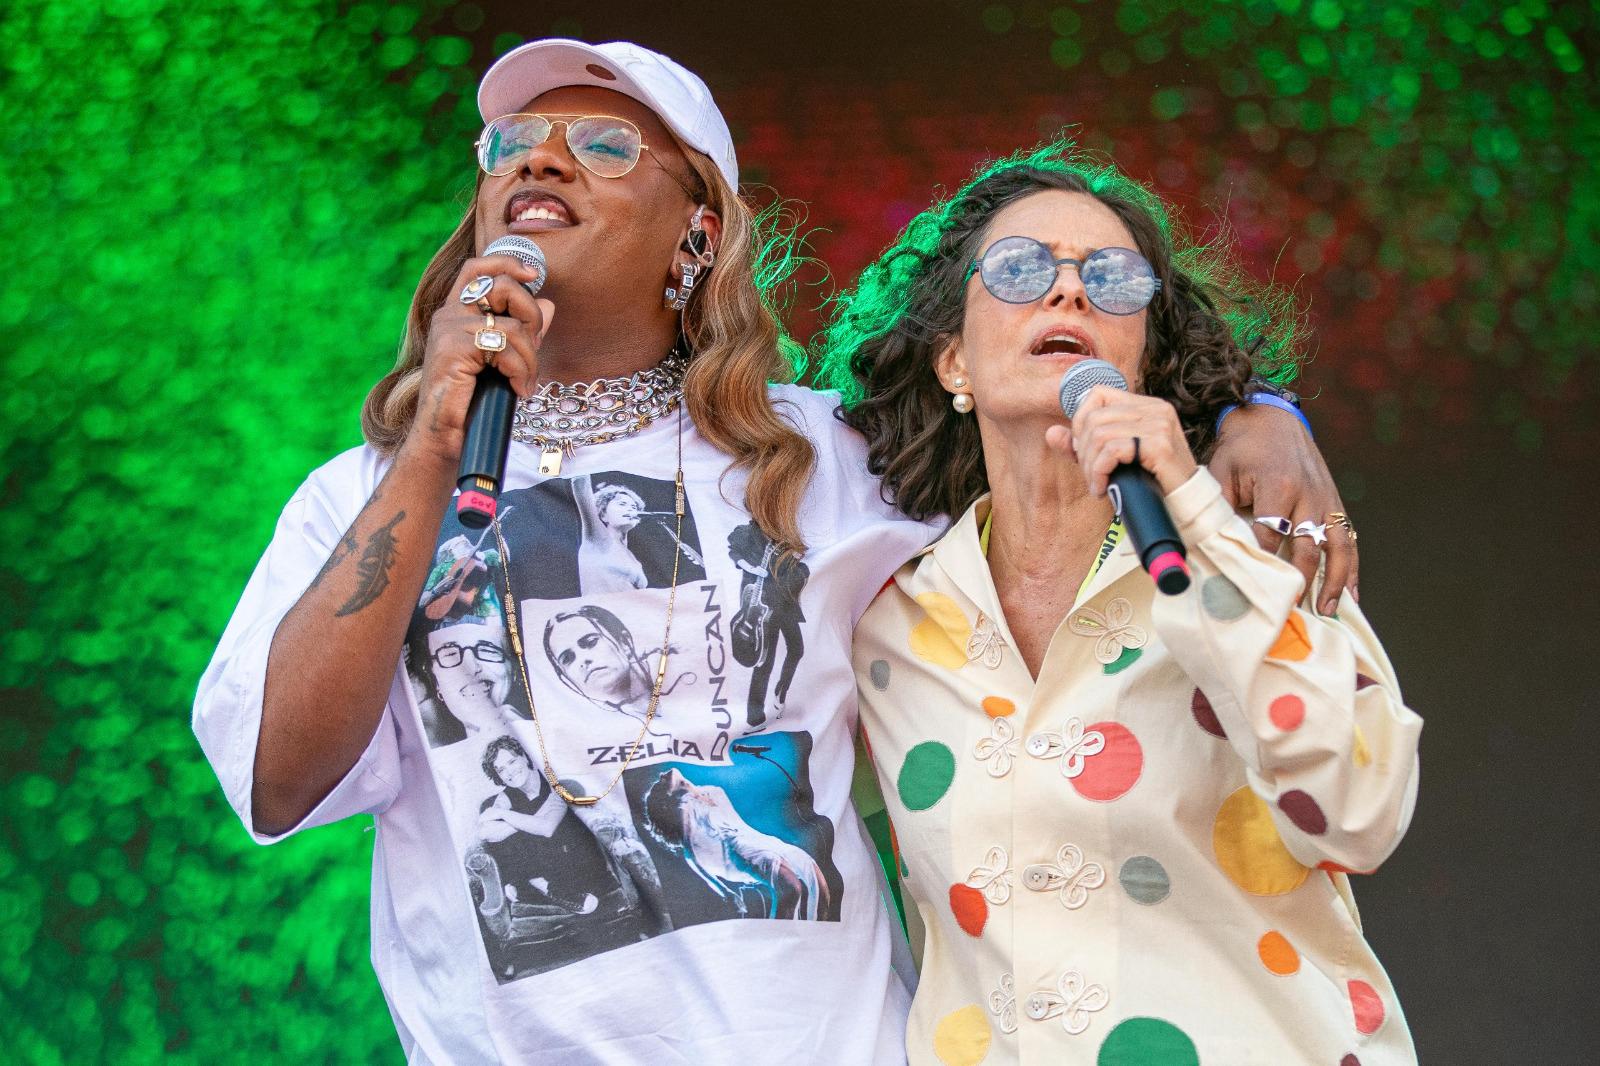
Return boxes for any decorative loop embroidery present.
[973,717,1019,778]
[966,846,1013,906]
[1022,844,1106,909]
[1024,969,1110,1035]
[966,611,1007,669]
[1068,597,1148,665]
[1025,718,1106,778]
[988,971,1018,1035]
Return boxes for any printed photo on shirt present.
[463,730,842,984]
[727,521,810,729]
[495,471,708,601]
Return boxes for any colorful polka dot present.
[1279,790,1329,835]
[1103,644,1143,674]
[1200,575,1250,621]
[1071,721,1143,802]
[1257,930,1301,975]
[982,696,1015,718]
[948,883,988,937]
[1096,1017,1199,1065]
[1119,855,1170,905]
[1348,980,1386,1035]
[1355,672,1379,690]
[1190,688,1226,738]
[1352,724,1372,767]
[1212,786,1310,895]
[1269,694,1306,731]
[909,592,971,669]
[897,741,956,811]
[869,659,890,690]
[1268,612,1314,661]
[1340,1056,1363,1066]
[932,1004,992,1066]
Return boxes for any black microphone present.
[455,236,547,529]
[1059,359,1191,595]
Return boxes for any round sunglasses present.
[972,236,1161,315]
[476,113,656,179]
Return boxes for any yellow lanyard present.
[980,512,1123,602]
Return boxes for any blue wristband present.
[1216,392,1313,439]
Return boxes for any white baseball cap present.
[477,39,739,190]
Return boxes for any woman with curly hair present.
[840,143,1422,1064]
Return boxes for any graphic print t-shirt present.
[193,385,942,1065]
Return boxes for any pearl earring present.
[952,392,974,413]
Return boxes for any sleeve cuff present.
[1163,466,1235,544]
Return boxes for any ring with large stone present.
[460,275,495,306]
[474,312,507,366]
[1254,515,1293,536]
[1292,519,1329,546]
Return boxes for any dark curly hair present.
[820,137,1305,521]
[481,735,531,787]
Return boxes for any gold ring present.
[474,312,507,360]
[1328,512,1357,542]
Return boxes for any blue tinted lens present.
[567,118,642,176]
[978,236,1057,303]
[479,116,553,174]
[1081,247,1159,315]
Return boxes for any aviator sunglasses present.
[476,113,658,179]
[972,235,1162,315]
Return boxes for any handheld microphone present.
[1059,359,1191,595]
[455,236,548,529]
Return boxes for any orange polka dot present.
[982,696,1016,718]
[1269,694,1306,731]
[1268,612,1314,661]
[1349,979,1386,1034]
[1257,931,1301,975]
[949,883,988,937]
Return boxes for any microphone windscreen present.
[483,235,548,297]
[1059,358,1128,419]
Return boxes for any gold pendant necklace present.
[492,404,687,807]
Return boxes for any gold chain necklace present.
[492,404,687,807]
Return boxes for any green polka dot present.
[1201,575,1250,621]
[897,741,956,810]
[1103,645,1143,674]
[1118,855,1171,905]
[1097,1017,1199,1066]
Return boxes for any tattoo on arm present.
[308,533,359,592]
[336,511,406,617]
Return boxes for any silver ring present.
[1254,516,1292,536]
[1292,520,1329,546]
[460,275,495,305]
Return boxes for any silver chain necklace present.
[513,352,687,476]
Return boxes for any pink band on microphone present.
[456,490,497,520]
[1147,550,1189,579]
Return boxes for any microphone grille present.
[483,235,547,295]
[1059,358,1128,419]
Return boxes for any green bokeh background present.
[2,0,1593,1062]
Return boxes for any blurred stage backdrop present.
[2,0,1596,1061]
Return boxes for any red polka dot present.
[949,883,987,937]
[1071,722,1143,802]
[1348,980,1385,1034]
[1279,790,1328,835]
[1340,1056,1362,1066]
[1319,860,1375,876]
[1191,688,1226,738]
[1269,694,1306,731]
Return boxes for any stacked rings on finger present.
[1254,515,1293,536]
[1327,511,1358,543]
[474,312,507,368]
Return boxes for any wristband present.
[1215,392,1313,438]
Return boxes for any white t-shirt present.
[194,385,942,1065]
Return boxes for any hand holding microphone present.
[1054,359,1197,594]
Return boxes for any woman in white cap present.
[194,39,1359,1064]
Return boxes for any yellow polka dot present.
[1352,724,1372,768]
[932,1004,992,1066]
[1213,786,1310,896]
[982,696,1015,718]
[909,592,971,670]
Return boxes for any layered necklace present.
[494,354,688,807]
[512,351,688,476]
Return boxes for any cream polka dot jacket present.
[854,467,1422,1066]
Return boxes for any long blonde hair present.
[361,152,816,554]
